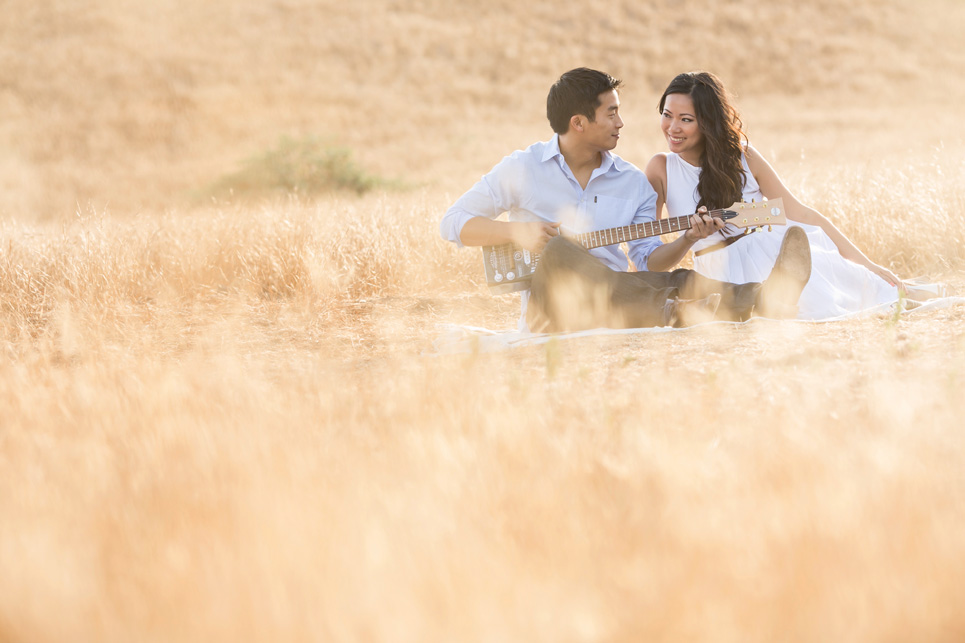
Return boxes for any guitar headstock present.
[720,197,787,230]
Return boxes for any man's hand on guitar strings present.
[511,220,561,253]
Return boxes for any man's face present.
[581,90,623,151]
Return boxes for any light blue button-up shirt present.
[440,135,661,328]
[441,135,660,272]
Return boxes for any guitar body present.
[479,198,786,294]
[481,243,538,294]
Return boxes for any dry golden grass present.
[2,0,965,641]
[1,176,963,642]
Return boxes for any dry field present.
[2,1,965,641]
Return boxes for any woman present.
[645,71,931,320]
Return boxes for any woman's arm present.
[745,146,903,288]
[643,154,723,272]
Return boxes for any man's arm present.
[459,217,560,252]
[625,182,663,271]
[440,156,559,252]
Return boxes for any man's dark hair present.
[546,68,623,135]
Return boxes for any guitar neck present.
[571,210,724,250]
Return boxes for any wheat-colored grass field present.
[2,1,965,641]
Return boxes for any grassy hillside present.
[2,0,964,218]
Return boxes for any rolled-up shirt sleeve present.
[440,156,520,247]
[626,182,661,271]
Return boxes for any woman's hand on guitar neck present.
[510,220,561,253]
[683,206,726,243]
[647,206,724,272]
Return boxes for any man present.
[440,67,810,332]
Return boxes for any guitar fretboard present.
[572,209,728,250]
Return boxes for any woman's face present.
[661,93,703,161]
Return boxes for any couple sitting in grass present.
[440,67,939,333]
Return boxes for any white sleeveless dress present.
[664,152,900,320]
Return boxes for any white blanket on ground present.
[429,296,965,355]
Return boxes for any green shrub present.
[209,136,383,199]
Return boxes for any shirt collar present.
[542,134,620,173]
[541,134,564,163]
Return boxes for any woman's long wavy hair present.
[658,72,747,210]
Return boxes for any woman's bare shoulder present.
[745,143,781,165]
[742,144,770,172]
[644,153,669,179]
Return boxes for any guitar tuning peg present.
[768,225,773,232]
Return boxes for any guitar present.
[481,198,787,294]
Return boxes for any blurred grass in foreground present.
[0,155,963,642]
